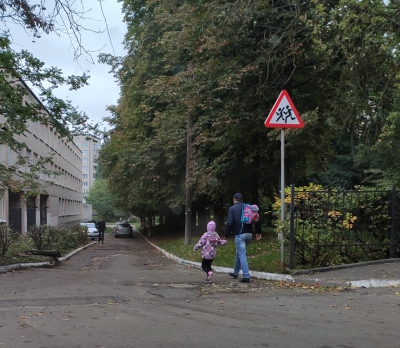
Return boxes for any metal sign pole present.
[264,90,304,273]
[280,129,285,272]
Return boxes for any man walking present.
[224,193,262,282]
[96,217,106,244]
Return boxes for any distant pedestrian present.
[224,193,262,282]
[194,221,227,282]
[96,217,106,244]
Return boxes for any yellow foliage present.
[272,183,325,213]
[342,213,357,229]
[328,210,342,219]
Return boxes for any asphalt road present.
[1,231,400,348]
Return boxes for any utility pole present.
[184,112,192,245]
[185,63,193,246]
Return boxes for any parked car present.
[80,222,99,240]
[114,221,134,238]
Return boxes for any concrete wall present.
[0,78,84,233]
[82,203,93,222]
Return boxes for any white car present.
[80,222,99,240]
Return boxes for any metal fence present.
[288,185,400,268]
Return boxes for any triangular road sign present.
[264,90,304,128]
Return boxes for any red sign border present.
[264,90,304,129]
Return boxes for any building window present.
[82,166,88,172]
[17,149,23,171]
[83,174,88,179]
[83,181,88,186]
[82,158,88,163]
[81,141,88,147]
[82,150,88,155]
[0,196,4,221]
[7,147,13,166]
[25,149,31,173]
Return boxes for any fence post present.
[289,184,295,269]
[390,186,397,258]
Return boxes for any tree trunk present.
[147,216,152,237]
[26,250,61,257]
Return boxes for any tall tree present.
[85,179,115,220]
[100,0,400,224]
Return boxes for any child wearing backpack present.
[194,221,227,282]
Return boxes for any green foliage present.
[5,234,35,256]
[100,0,400,223]
[149,226,281,273]
[0,235,42,265]
[273,184,398,268]
[69,225,90,247]
[0,223,19,256]
[84,179,116,219]
[0,225,88,266]
[28,225,88,253]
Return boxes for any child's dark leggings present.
[201,258,213,273]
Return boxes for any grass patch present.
[132,222,141,230]
[146,226,283,274]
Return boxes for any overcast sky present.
[9,0,127,131]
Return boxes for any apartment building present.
[73,135,100,199]
[0,80,84,233]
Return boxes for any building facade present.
[72,135,100,199]
[0,80,84,233]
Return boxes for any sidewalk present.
[290,258,400,288]
[2,231,400,289]
[145,236,400,289]
[0,241,97,274]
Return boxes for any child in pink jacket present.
[194,221,227,282]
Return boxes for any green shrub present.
[69,225,89,247]
[130,216,139,223]
[28,225,88,253]
[273,184,397,268]
[0,224,19,256]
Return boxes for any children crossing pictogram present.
[264,90,304,128]
[263,90,304,271]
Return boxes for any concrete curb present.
[58,242,97,262]
[290,275,400,289]
[291,258,400,275]
[141,234,294,283]
[291,259,400,288]
[3,233,400,289]
[348,279,400,288]
[140,233,400,289]
[0,241,97,274]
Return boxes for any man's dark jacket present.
[96,220,106,232]
[224,202,261,237]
